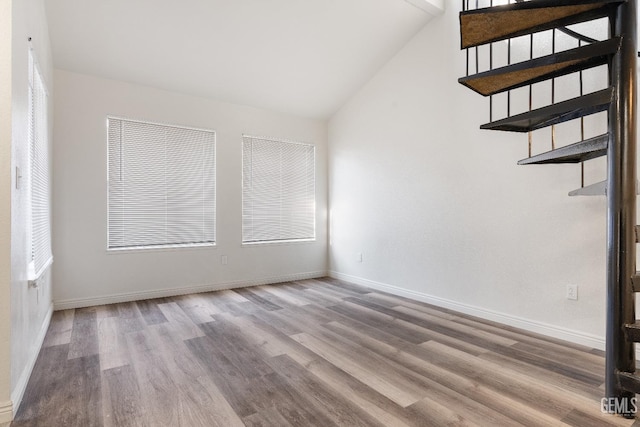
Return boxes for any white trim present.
[10,303,53,417]
[54,271,327,310]
[107,242,216,254]
[0,400,12,424]
[329,271,606,351]
[242,238,316,246]
[27,255,53,285]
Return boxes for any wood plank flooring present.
[12,277,640,426]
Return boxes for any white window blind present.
[107,117,216,249]
[28,50,52,280]
[242,136,315,243]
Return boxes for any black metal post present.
[606,0,637,416]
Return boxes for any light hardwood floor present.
[11,277,640,426]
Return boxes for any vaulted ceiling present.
[45,0,443,119]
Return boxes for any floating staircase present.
[460,0,638,418]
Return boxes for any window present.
[107,117,216,250]
[28,50,52,281]
[242,135,315,243]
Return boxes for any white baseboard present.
[0,400,12,424]
[10,303,54,416]
[329,271,606,351]
[54,271,327,310]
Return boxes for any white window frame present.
[242,134,316,245]
[106,116,217,251]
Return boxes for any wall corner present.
[404,0,444,15]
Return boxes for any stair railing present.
[461,0,604,183]
[460,0,638,417]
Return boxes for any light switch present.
[16,166,22,189]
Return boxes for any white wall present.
[328,3,616,348]
[0,0,13,423]
[53,70,328,308]
[9,0,54,417]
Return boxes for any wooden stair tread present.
[518,134,608,165]
[632,272,640,292]
[460,0,624,49]
[481,87,613,133]
[618,371,640,395]
[459,38,620,96]
[625,321,640,342]
[568,180,607,197]
[568,179,640,197]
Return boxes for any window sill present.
[28,256,53,287]
[107,242,216,254]
[242,238,316,247]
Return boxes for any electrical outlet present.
[567,284,578,300]
[221,255,228,265]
